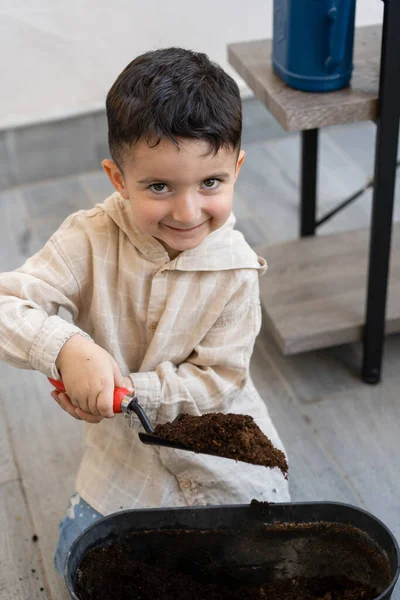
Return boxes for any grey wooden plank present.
[380,333,400,383]
[0,401,18,485]
[2,110,108,191]
[261,319,400,413]
[228,25,381,131]
[21,177,93,254]
[250,337,363,505]
[235,218,267,248]
[257,320,363,404]
[235,142,298,244]
[236,130,374,243]
[325,121,377,175]
[300,383,400,542]
[22,176,92,220]
[0,479,49,599]
[256,223,400,355]
[326,121,400,176]
[0,178,93,271]
[0,130,18,192]
[89,111,110,164]
[232,189,254,221]
[264,132,371,235]
[0,188,32,271]
[0,362,82,600]
[13,116,98,187]
[324,122,400,224]
[242,96,291,145]
[79,170,114,206]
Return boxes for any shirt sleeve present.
[129,272,262,425]
[0,238,92,378]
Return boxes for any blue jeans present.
[54,493,103,576]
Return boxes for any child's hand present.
[52,334,133,423]
[51,388,105,423]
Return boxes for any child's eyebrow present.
[205,172,230,180]
[137,172,231,185]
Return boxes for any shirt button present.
[149,322,157,331]
[181,478,192,489]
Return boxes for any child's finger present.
[51,391,82,420]
[87,391,101,416]
[112,360,133,393]
[51,391,103,423]
[95,383,115,419]
[74,407,104,424]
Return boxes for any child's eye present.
[202,178,221,190]
[149,183,169,194]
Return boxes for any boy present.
[0,47,289,574]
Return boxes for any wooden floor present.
[1,98,400,598]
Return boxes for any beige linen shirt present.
[0,193,289,514]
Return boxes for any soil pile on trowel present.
[154,412,288,476]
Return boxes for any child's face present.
[103,138,245,258]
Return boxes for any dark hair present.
[106,47,242,169]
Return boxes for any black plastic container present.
[66,501,400,600]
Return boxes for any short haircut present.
[106,47,242,169]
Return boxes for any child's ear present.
[234,150,246,181]
[102,159,129,199]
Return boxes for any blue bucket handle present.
[325,0,354,72]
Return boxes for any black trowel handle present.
[122,397,154,434]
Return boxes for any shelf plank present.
[228,25,381,131]
[256,223,400,354]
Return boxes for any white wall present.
[0,0,383,129]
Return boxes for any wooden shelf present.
[256,224,400,355]
[228,25,381,131]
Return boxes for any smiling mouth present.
[163,222,207,232]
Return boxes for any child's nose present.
[171,194,201,224]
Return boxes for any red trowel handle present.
[47,377,130,414]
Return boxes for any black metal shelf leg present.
[300,129,319,237]
[362,0,400,384]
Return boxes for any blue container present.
[272,0,357,92]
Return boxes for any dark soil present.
[74,521,390,600]
[75,544,378,600]
[153,412,288,475]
